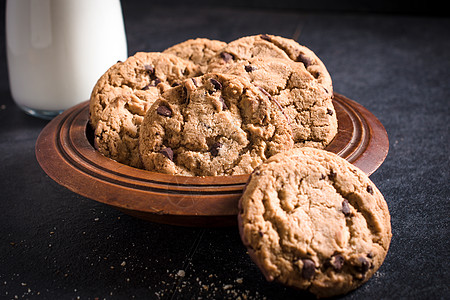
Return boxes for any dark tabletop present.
[1,1,449,299]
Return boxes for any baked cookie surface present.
[238,147,391,298]
[89,52,201,168]
[163,38,227,73]
[208,34,333,97]
[208,57,337,148]
[139,73,294,176]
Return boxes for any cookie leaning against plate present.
[89,52,201,168]
[238,147,391,298]
[208,34,333,97]
[208,57,337,148]
[139,73,294,176]
[163,38,227,73]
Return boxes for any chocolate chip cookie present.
[208,57,337,148]
[208,34,333,97]
[90,52,201,168]
[163,38,227,73]
[139,73,294,176]
[238,147,391,297]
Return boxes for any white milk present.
[6,0,128,118]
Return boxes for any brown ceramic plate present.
[35,93,388,227]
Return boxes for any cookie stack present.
[89,34,337,175]
[89,35,391,297]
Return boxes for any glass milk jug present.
[6,0,128,119]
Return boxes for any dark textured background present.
[1,1,449,299]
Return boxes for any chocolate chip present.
[144,78,161,89]
[327,108,334,116]
[329,169,337,180]
[367,185,374,195]
[219,97,228,110]
[210,78,222,91]
[182,86,190,105]
[342,199,351,216]
[260,34,271,41]
[301,259,316,279]
[330,254,345,271]
[297,53,313,68]
[356,257,370,274]
[320,174,326,180]
[152,78,161,86]
[159,147,173,161]
[220,52,233,62]
[156,105,172,117]
[171,82,180,87]
[182,68,191,76]
[210,142,222,157]
[244,65,257,72]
